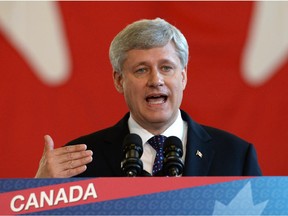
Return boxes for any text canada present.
[10,183,97,212]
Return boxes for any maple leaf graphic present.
[0,1,71,86]
[213,182,268,215]
[242,1,288,86]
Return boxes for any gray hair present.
[109,18,189,73]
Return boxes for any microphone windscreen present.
[163,136,183,152]
[122,133,143,155]
[163,136,184,176]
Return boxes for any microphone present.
[121,133,143,177]
[163,136,184,177]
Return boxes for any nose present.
[147,69,164,87]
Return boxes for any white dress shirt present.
[128,109,188,175]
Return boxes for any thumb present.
[43,134,54,153]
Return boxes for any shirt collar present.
[128,110,184,144]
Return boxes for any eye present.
[161,65,173,72]
[135,67,148,74]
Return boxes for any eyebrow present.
[133,59,178,67]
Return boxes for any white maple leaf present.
[242,1,288,86]
[0,1,71,86]
[213,182,268,215]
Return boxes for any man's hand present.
[35,135,93,178]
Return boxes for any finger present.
[59,155,93,177]
[58,149,93,164]
[60,165,88,178]
[64,154,93,170]
[53,144,87,156]
[35,135,56,178]
[43,134,54,154]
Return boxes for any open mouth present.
[146,94,168,105]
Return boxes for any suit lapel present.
[181,110,215,176]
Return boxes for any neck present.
[132,115,178,135]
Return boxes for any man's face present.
[113,42,187,134]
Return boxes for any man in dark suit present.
[35,18,262,178]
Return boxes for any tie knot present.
[148,135,166,150]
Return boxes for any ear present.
[181,66,188,90]
[113,71,124,94]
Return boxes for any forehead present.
[123,42,180,68]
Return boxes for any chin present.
[146,112,172,123]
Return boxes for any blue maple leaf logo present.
[213,181,268,215]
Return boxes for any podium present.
[0,177,286,215]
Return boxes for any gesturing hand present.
[35,135,93,178]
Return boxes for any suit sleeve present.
[243,144,262,176]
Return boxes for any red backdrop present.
[1,2,287,177]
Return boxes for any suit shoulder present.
[65,113,130,146]
[65,127,117,147]
[202,125,251,147]
[200,125,262,176]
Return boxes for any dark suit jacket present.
[66,110,262,177]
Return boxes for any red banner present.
[0,177,246,215]
[0,2,287,177]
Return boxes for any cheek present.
[123,86,143,112]
[123,82,141,101]
[170,78,184,91]
[124,77,146,92]
[168,80,185,102]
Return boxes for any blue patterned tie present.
[148,135,167,175]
